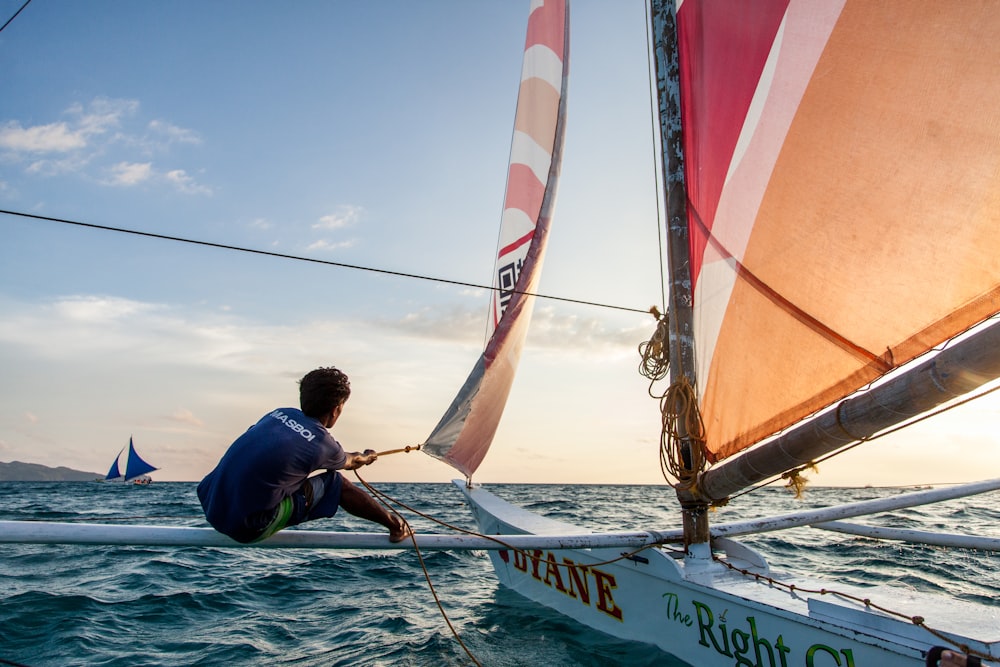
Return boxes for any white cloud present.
[148,120,202,145]
[0,290,663,482]
[169,408,204,427]
[105,161,153,186]
[70,97,138,136]
[1,97,209,194]
[98,162,211,194]
[164,168,212,195]
[52,295,161,323]
[314,205,363,230]
[306,238,355,252]
[0,121,86,153]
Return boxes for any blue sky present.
[1,1,995,487]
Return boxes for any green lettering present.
[662,592,693,627]
[693,601,732,657]
[732,628,753,667]
[748,616,776,667]
[806,644,842,667]
[775,635,791,667]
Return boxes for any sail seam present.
[687,202,892,372]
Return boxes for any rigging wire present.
[0,208,649,316]
[643,0,668,315]
[0,0,31,34]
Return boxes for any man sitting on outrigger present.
[197,366,412,544]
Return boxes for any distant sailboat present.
[104,437,157,484]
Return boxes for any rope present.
[0,209,648,316]
[352,471,482,667]
[638,309,709,492]
[356,470,1000,663]
[356,472,672,567]
[352,471,679,665]
[638,306,671,384]
[374,444,422,457]
[0,0,31,34]
[713,554,998,663]
[656,376,707,491]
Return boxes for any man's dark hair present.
[299,367,351,418]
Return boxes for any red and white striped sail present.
[674,1,1000,463]
[423,0,569,478]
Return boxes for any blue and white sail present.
[105,437,158,482]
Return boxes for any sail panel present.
[123,438,158,481]
[105,448,124,481]
[676,1,1000,462]
[423,0,569,477]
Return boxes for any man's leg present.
[339,478,412,542]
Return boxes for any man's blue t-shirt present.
[197,408,348,542]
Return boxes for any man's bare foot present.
[389,516,414,543]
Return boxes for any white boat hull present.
[457,480,998,667]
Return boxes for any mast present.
[651,0,708,547]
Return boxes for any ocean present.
[1,481,998,666]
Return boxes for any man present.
[198,366,412,544]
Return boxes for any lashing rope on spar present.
[638,309,708,494]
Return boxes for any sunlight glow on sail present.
[676,0,1000,462]
[423,0,569,478]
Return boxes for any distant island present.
[0,460,102,482]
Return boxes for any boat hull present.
[457,481,997,667]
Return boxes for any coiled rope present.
[638,309,708,493]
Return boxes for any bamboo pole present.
[811,521,1000,550]
[700,321,1000,502]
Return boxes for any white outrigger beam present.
[2,478,998,551]
[812,521,1000,551]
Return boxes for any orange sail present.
[673,1,1000,463]
[423,0,569,478]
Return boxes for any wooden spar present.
[6,480,995,550]
[651,0,708,547]
[811,521,1000,551]
[700,320,1000,502]
[710,477,1000,539]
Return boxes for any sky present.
[1,0,997,489]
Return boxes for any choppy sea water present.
[1,481,998,666]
